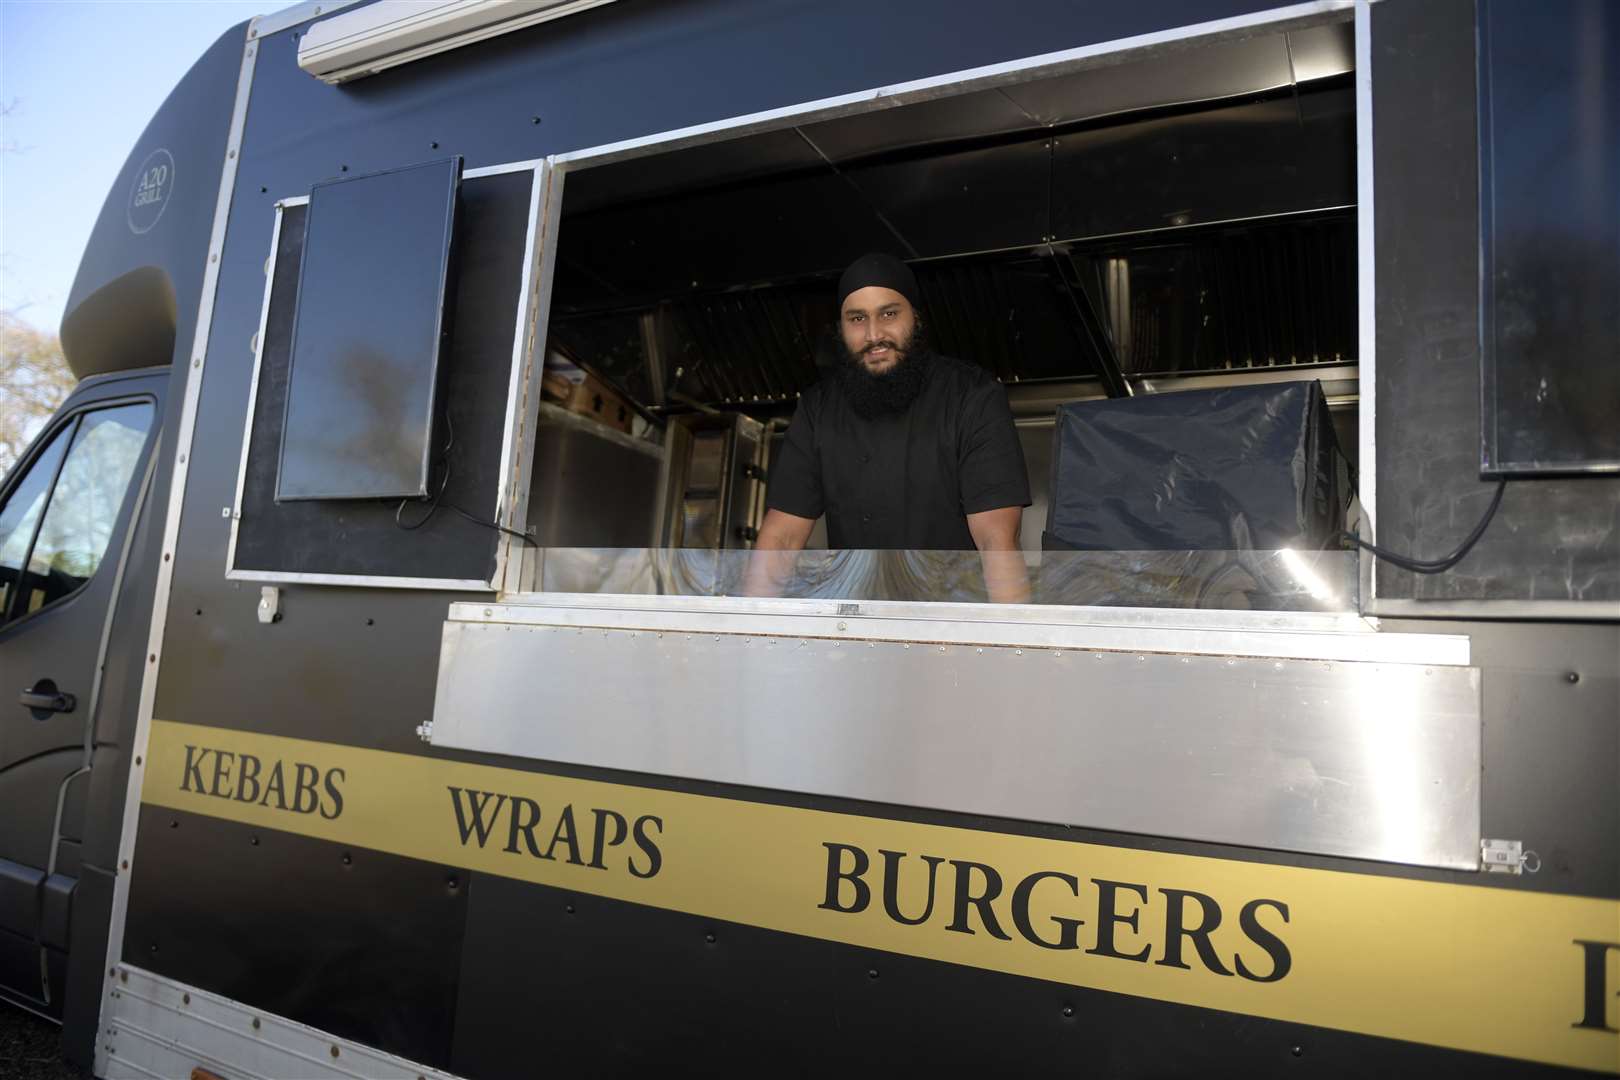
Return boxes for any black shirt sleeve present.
[765,393,825,519]
[958,379,1032,514]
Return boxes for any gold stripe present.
[140,720,1619,1072]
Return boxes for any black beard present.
[833,327,931,420]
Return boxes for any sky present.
[2,0,268,336]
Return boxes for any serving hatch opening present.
[518,13,1362,611]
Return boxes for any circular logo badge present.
[128,148,175,235]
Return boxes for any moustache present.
[863,340,900,355]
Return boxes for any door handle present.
[20,688,76,713]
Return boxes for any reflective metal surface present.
[103,966,457,1080]
[430,614,1482,869]
[465,592,1468,665]
[996,22,1350,126]
[527,403,661,548]
[560,19,1352,204]
[556,85,1356,326]
[522,546,1360,612]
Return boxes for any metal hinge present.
[415,721,434,743]
[1481,838,1540,875]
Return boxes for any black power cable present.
[1340,478,1508,574]
[395,412,456,532]
[395,411,535,545]
[443,501,535,544]
[397,485,535,545]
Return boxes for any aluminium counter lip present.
[455,592,1471,666]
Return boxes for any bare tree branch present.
[1,311,77,475]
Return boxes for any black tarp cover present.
[1043,381,1350,551]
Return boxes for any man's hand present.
[966,506,1032,604]
[741,509,817,597]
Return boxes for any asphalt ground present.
[0,1004,85,1080]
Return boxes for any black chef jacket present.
[766,354,1031,550]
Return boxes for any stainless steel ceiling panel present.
[999,32,1293,127]
[563,126,824,215]
[561,23,1354,217]
[839,137,1052,258]
[1286,22,1355,83]
[1050,88,1355,242]
[796,88,1036,163]
[557,168,894,300]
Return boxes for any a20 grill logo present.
[128,148,174,235]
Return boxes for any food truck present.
[0,0,1615,1075]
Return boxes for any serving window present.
[512,14,1362,612]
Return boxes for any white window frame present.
[495,0,1406,652]
[225,158,555,591]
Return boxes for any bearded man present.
[745,252,1032,602]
